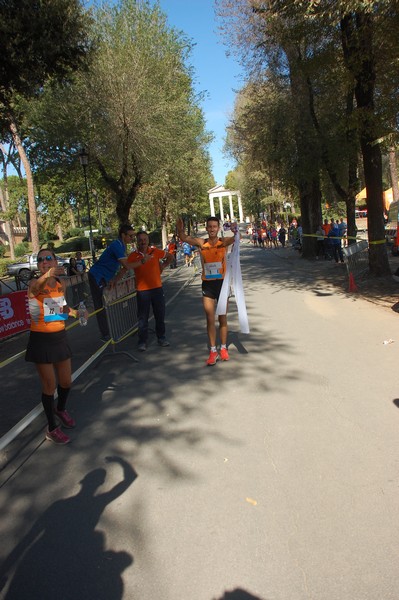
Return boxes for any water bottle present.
[78,301,87,326]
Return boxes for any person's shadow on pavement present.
[214,589,267,600]
[0,456,137,600]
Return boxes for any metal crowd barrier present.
[343,239,369,288]
[64,273,90,308]
[102,273,139,360]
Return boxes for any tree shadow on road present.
[242,244,399,309]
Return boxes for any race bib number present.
[43,296,68,322]
[204,261,222,279]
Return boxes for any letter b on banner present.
[0,297,14,319]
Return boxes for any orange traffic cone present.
[348,272,358,292]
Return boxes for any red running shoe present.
[55,409,76,428]
[206,350,219,366]
[220,347,229,361]
[46,426,70,445]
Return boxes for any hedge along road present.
[1,242,399,600]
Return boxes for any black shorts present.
[202,279,224,300]
[25,329,72,364]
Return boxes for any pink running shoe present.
[206,350,219,366]
[220,347,230,361]
[46,426,70,445]
[55,409,76,428]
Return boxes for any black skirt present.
[25,329,72,364]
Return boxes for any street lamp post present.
[79,148,96,263]
[92,189,103,234]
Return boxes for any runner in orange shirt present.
[176,216,236,365]
[25,248,86,444]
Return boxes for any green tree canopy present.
[27,0,213,225]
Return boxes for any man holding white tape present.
[177,216,236,366]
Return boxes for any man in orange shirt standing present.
[322,218,332,260]
[127,231,174,351]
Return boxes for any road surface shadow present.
[0,457,136,600]
[213,589,267,600]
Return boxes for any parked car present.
[6,253,70,283]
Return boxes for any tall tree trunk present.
[286,43,322,258]
[341,11,390,276]
[345,90,359,245]
[56,222,63,242]
[96,156,141,225]
[9,121,40,252]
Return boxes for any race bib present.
[43,296,68,322]
[204,261,222,279]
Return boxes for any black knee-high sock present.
[42,393,57,431]
[57,385,71,412]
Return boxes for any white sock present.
[221,344,227,349]
[210,346,217,352]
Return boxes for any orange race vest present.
[200,239,227,281]
[29,280,68,333]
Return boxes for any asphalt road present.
[1,244,399,600]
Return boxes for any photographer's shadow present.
[1,457,137,600]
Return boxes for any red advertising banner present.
[0,291,30,340]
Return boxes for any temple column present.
[219,197,224,221]
[209,195,215,217]
[229,194,234,219]
[237,193,244,222]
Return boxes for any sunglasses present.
[37,255,54,263]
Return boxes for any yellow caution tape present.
[368,239,387,245]
[301,233,386,244]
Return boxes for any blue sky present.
[157,0,243,185]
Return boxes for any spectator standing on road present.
[296,223,303,252]
[75,251,86,273]
[176,215,236,365]
[315,225,326,259]
[88,224,136,341]
[322,218,331,237]
[328,224,345,263]
[338,217,347,247]
[167,235,178,269]
[127,231,173,351]
[68,257,79,276]
[271,226,278,248]
[252,225,258,247]
[278,225,287,248]
[322,219,332,258]
[25,248,85,445]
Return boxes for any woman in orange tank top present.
[25,248,84,445]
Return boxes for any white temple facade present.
[207,185,244,223]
